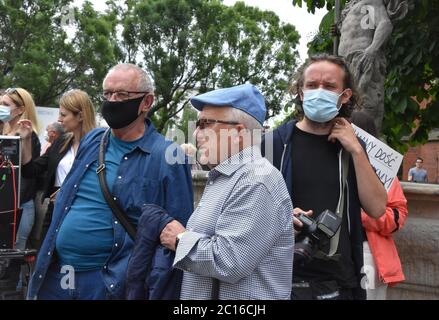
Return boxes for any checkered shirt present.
[174,146,294,300]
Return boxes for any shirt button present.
[103,265,107,270]
[110,284,114,289]
[124,157,128,160]
[209,181,213,185]
[115,243,118,247]
[118,176,122,179]
[114,221,118,224]
[85,164,89,168]
[74,184,77,188]
[65,207,69,211]
[47,251,51,256]
[113,197,117,201]
[55,229,59,233]
[39,275,43,279]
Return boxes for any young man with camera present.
[263,54,387,300]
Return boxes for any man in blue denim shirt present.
[27,63,193,300]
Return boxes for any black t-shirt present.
[291,125,357,288]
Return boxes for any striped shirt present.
[174,146,294,300]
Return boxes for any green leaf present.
[402,51,416,65]
[394,97,408,114]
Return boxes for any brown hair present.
[290,54,361,120]
[59,89,96,152]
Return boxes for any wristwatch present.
[175,232,185,248]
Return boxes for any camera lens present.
[294,236,314,266]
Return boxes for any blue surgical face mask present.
[302,88,345,123]
[0,105,12,123]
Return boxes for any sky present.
[72,0,328,62]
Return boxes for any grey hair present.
[227,108,263,131]
[50,122,65,134]
[105,63,155,94]
[225,107,263,145]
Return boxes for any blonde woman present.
[1,88,41,250]
[18,89,96,245]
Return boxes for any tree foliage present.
[0,0,119,107]
[383,1,439,152]
[292,0,342,14]
[294,0,439,153]
[1,0,300,134]
[176,105,198,143]
[118,0,300,132]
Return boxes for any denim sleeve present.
[126,210,166,300]
[164,161,194,226]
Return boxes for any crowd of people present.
[0,54,411,300]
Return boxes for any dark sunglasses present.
[5,88,25,105]
[196,118,240,129]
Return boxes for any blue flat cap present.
[190,84,266,125]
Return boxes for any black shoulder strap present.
[314,148,349,260]
[96,129,137,240]
[327,148,350,257]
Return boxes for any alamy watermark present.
[60,265,75,290]
[360,5,376,30]
[165,120,270,158]
[60,5,76,27]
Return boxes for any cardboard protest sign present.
[352,124,403,192]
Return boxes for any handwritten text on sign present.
[352,124,403,191]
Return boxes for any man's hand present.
[330,120,387,219]
[328,117,363,155]
[292,207,313,235]
[160,220,186,251]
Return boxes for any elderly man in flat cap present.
[160,83,294,300]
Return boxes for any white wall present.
[36,107,108,148]
[36,106,59,147]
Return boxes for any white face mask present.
[0,105,12,123]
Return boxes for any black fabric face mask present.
[101,95,145,129]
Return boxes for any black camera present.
[294,209,342,266]
[0,135,20,164]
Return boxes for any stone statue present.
[338,0,409,133]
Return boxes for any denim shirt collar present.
[91,118,157,154]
